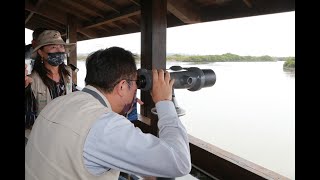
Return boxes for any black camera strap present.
[82,88,108,107]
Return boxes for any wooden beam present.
[67,14,78,85]
[32,15,65,30]
[166,13,185,28]
[26,1,100,39]
[98,25,112,33]
[27,21,63,35]
[25,0,45,24]
[129,0,141,7]
[109,22,124,31]
[243,0,253,8]
[25,12,34,25]
[95,25,140,38]
[47,1,91,21]
[201,0,295,23]
[167,0,201,23]
[26,1,67,25]
[63,0,105,18]
[82,6,140,29]
[140,0,167,136]
[98,0,121,14]
[128,17,140,27]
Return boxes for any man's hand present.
[151,69,175,104]
[25,64,33,88]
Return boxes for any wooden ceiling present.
[25,0,295,42]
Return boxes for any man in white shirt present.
[25,46,191,180]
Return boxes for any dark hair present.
[33,47,71,89]
[85,46,137,93]
[32,27,48,40]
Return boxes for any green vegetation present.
[78,52,294,63]
[283,57,295,70]
[166,53,275,62]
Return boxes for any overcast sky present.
[25,11,295,57]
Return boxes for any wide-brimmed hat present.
[32,30,76,57]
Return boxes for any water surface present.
[76,61,295,179]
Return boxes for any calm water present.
[76,61,295,179]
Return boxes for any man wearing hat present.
[25,27,48,59]
[25,30,78,131]
[25,28,48,87]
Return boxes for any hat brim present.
[31,42,76,58]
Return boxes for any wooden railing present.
[135,115,290,180]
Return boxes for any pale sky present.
[25,11,295,57]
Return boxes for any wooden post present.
[140,0,167,136]
[67,14,78,85]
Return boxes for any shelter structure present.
[25,0,295,179]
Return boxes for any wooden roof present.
[25,0,295,41]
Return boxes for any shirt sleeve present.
[83,101,191,178]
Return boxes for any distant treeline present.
[166,53,294,62]
[78,53,295,63]
[283,57,295,69]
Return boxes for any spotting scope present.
[137,66,216,91]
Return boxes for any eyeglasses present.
[125,79,139,89]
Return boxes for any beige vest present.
[25,85,120,180]
[30,66,73,116]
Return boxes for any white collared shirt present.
[83,101,191,177]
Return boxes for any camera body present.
[137,66,216,91]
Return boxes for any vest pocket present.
[37,91,47,114]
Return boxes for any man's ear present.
[115,80,126,97]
